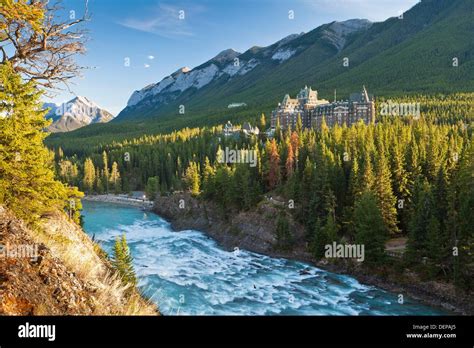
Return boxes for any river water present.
[82,201,446,315]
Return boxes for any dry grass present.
[30,211,158,315]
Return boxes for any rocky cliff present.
[154,192,310,260]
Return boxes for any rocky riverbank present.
[153,192,473,315]
[83,193,153,210]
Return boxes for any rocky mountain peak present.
[45,96,114,133]
[323,18,372,51]
[211,48,241,64]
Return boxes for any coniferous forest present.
[53,93,474,291]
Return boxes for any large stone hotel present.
[270,86,375,131]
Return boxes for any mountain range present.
[45,96,114,133]
[47,0,474,151]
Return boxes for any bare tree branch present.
[0,0,89,90]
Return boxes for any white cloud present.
[148,55,155,60]
[118,3,205,38]
[144,64,151,68]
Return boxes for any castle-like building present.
[271,86,375,131]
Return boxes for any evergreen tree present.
[145,176,159,200]
[0,62,71,221]
[447,140,474,289]
[275,212,293,251]
[285,140,294,179]
[110,161,121,193]
[290,131,299,163]
[183,161,200,195]
[95,168,104,194]
[102,151,109,193]
[275,118,282,142]
[259,113,266,130]
[374,147,399,234]
[296,113,303,134]
[83,158,96,194]
[359,150,375,193]
[266,139,280,190]
[233,164,253,210]
[112,234,137,287]
[213,166,233,214]
[202,156,216,198]
[433,166,448,228]
[354,191,388,265]
[406,180,435,262]
[426,216,443,266]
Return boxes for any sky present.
[47,0,420,115]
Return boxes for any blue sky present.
[48,0,419,114]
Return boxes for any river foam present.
[82,201,447,316]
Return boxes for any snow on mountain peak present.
[45,96,113,132]
[73,96,99,109]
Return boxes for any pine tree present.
[183,161,200,195]
[319,212,339,255]
[354,191,388,265]
[83,158,95,194]
[95,168,104,194]
[202,156,216,198]
[213,165,233,214]
[426,216,443,266]
[110,161,121,193]
[275,118,282,142]
[290,131,299,162]
[112,234,137,287]
[259,113,266,130]
[374,147,399,235]
[406,180,434,262]
[310,218,322,256]
[296,113,303,134]
[267,139,280,190]
[0,62,70,221]
[298,157,314,223]
[285,140,294,179]
[233,164,253,210]
[275,212,293,251]
[102,151,109,193]
[359,150,374,193]
[447,140,474,289]
[145,176,159,200]
[433,166,448,228]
